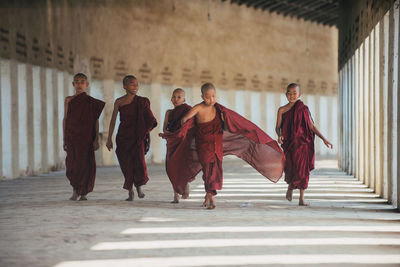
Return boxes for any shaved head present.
[286,83,300,93]
[201,82,216,95]
[173,88,185,96]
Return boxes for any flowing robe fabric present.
[65,92,105,195]
[162,103,285,194]
[116,96,157,190]
[280,100,315,189]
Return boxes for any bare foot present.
[202,194,210,207]
[207,193,216,210]
[286,188,293,202]
[171,192,179,204]
[79,195,87,201]
[136,186,145,198]
[182,184,190,199]
[125,190,133,201]
[69,190,78,201]
[299,201,309,206]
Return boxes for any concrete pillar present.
[397,0,400,211]
[363,38,370,187]
[102,79,116,166]
[46,68,55,169]
[368,32,375,190]
[265,92,277,137]
[10,60,19,178]
[26,64,35,175]
[32,66,42,173]
[17,63,28,177]
[380,14,390,200]
[150,83,163,163]
[351,56,356,176]
[260,90,267,133]
[52,69,60,169]
[40,67,49,172]
[56,71,65,165]
[374,25,382,196]
[358,46,365,183]
[388,3,399,206]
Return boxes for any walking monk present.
[106,75,157,201]
[276,83,333,206]
[159,88,192,203]
[163,83,285,209]
[63,73,105,201]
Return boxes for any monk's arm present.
[275,108,283,144]
[162,110,171,133]
[106,100,120,150]
[181,105,199,124]
[62,97,70,151]
[93,119,100,150]
[309,114,333,149]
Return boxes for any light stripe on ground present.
[121,226,400,234]
[55,254,400,267]
[91,238,400,250]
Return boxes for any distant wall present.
[0,0,338,179]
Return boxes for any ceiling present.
[222,0,340,27]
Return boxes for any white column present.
[358,45,365,183]
[369,32,375,190]
[374,25,382,196]
[150,83,163,163]
[32,66,42,173]
[46,68,55,169]
[0,59,12,178]
[102,79,116,166]
[18,63,28,177]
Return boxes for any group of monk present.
[63,73,332,209]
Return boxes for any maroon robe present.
[281,100,315,190]
[195,109,224,195]
[65,92,105,195]
[166,104,192,132]
[162,103,285,195]
[116,96,157,190]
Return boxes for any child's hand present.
[158,133,164,137]
[324,139,333,149]
[93,140,100,151]
[63,143,67,151]
[278,136,284,144]
[106,139,113,151]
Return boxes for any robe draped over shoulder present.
[116,96,157,189]
[281,100,315,189]
[65,92,105,195]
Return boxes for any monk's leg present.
[286,185,293,202]
[202,193,209,207]
[207,192,216,209]
[182,183,190,199]
[299,189,309,206]
[69,189,78,201]
[79,195,87,201]
[136,186,145,198]
[171,190,180,204]
[126,189,134,201]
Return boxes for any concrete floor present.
[1,159,399,267]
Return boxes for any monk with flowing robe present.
[159,88,192,203]
[163,83,285,209]
[106,75,157,201]
[276,83,333,206]
[63,73,105,201]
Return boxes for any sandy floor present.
[1,159,399,267]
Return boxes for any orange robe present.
[116,96,157,190]
[281,100,315,189]
[65,92,105,195]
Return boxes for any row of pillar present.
[338,4,399,208]
[0,59,338,180]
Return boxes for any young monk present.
[106,75,157,201]
[276,83,333,206]
[164,82,285,209]
[159,88,192,203]
[63,73,105,201]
